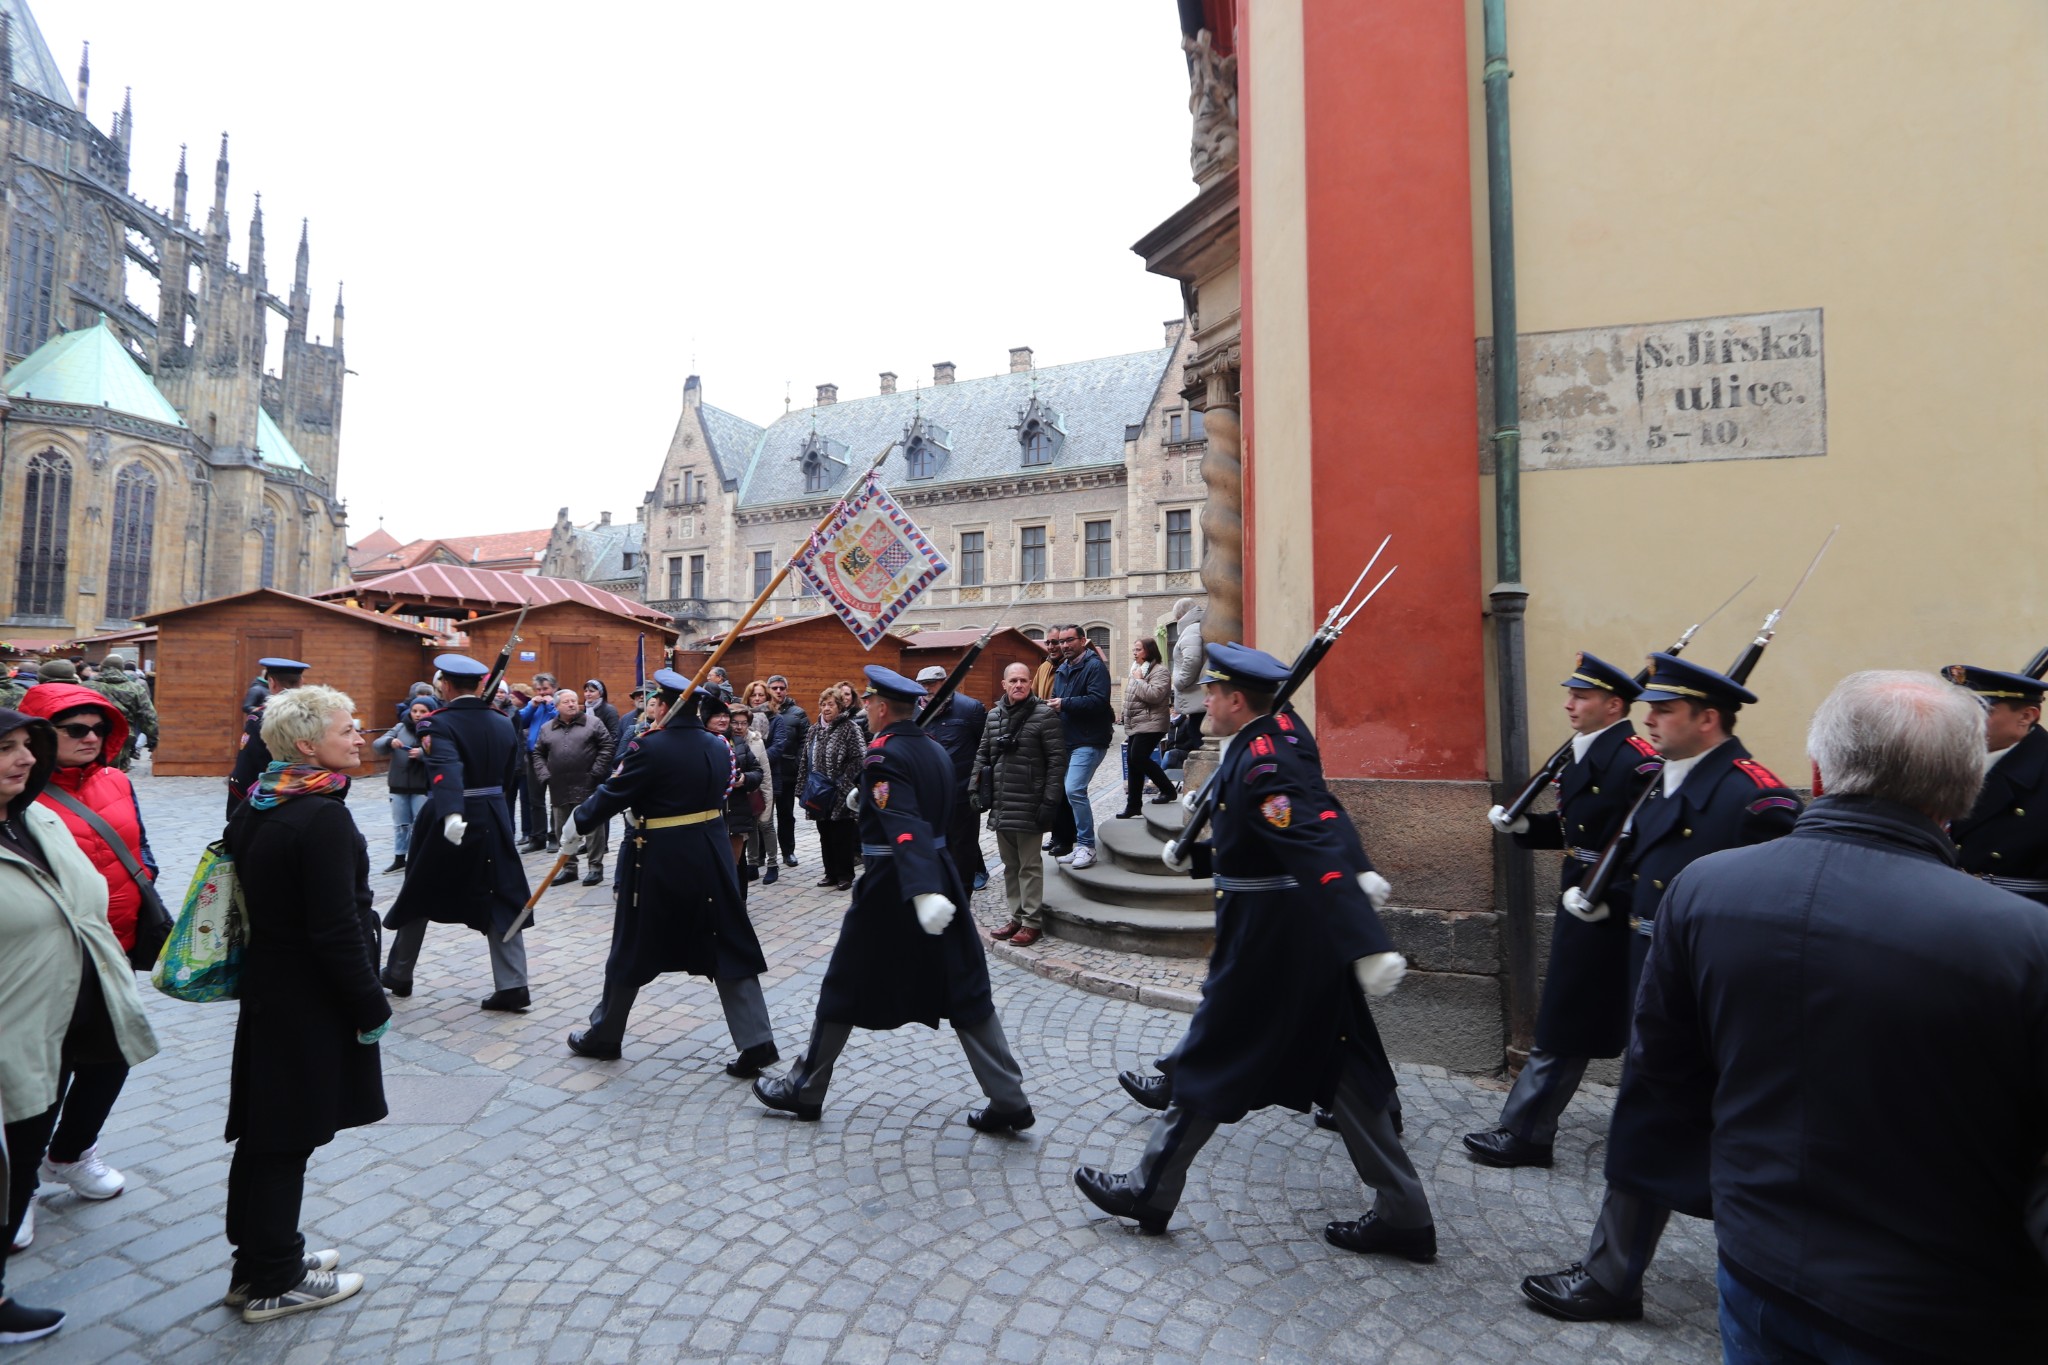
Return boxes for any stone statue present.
[1184,29,1238,187]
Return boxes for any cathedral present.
[0,0,349,640]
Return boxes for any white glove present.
[1561,887,1609,923]
[1487,803,1529,836]
[1353,951,1407,998]
[913,892,956,936]
[442,813,468,846]
[559,828,585,857]
[1179,789,1202,814]
[1161,839,1190,871]
[846,786,862,812]
[1358,870,1392,911]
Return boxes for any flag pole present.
[512,441,898,932]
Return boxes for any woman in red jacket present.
[14,682,155,1229]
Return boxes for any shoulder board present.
[868,734,891,749]
[1733,757,1786,789]
[1627,735,1660,759]
[1276,713,1295,732]
[1248,734,1275,758]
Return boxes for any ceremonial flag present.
[634,633,645,689]
[791,472,949,648]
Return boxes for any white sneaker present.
[224,1250,342,1309]
[9,1195,32,1250]
[1055,850,1078,865]
[1068,846,1097,869]
[241,1267,363,1323]
[39,1144,124,1200]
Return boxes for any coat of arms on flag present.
[791,473,950,648]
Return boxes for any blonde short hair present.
[260,684,357,758]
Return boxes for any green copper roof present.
[4,319,186,428]
[257,408,308,472]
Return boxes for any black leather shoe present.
[1463,1127,1554,1168]
[479,988,530,1012]
[1118,1069,1170,1111]
[966,1105,1035,1133]
[379,970,411,998]
[519,839,546,854]
[1073,1166,1170,1234]
[752,1073,821,1121]
[566,1030,621,1060]
[383,856,406,874]
[1313,1107,1338,1132]
[580,867,603,887]
[550,866,579,887]
[1521,1263,1643,1321]
[1323,1214,1437,1262]
[725,1043,781,1078]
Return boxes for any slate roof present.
[699,403,765,488]
[4,320,185,426]
[2,1,75,108]
[575,519,644,583]
[734,347,1173,509]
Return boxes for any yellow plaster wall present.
[1469,0,2048,778]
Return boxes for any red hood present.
[17,681,129,767]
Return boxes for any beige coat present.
[1121,661,1173,736]
[0,803,159,1125]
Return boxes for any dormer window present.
[902,415,952,480]
[799,430,849,494]
[1015,397,1065,467]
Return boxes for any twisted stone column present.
[1197,375,1243,648]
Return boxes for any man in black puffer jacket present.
[971,663,1066,947]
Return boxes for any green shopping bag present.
[151,839,249,1002]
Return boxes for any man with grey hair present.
[1608,670,2048,1361]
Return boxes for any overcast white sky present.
[31,1,1194,543]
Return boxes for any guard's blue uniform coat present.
[1174,709,1398,1124]
[1513,722,1662,1058]
[383,695,532,937]
[1602,737,1800,1216]
[572,715,764,983]
[1949,723,2048,906]
[225,707,271,817]
[816,719,992,1031]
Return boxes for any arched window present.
[106,462,158,620]
[258,508,279,589]
[5,172,60,356]
[14,450,72,617]
[1023,424,1052,466]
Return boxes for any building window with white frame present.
[1083,520,1112,579]
[1019,526,1047,582]
[959,531,984,586]
[1166,509,1194,572]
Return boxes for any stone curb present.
[978,927,1200,1014]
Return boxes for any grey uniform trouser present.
[1584,1185,1671,1299]
[385,918,528,992]
[788,1012,1029,1113]
[585,972,774,1054]
[1497,1048,1591,1144]
[1125,1068,1431,1228]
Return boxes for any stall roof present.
[323,565,671,626]
[137,588,444,637]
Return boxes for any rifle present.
[917,592,1020,727]
[510,442,899,937]
[479,598,532,702]
[1566,527,1837,920]
[2024,646,2048,682]
[1495,575,1756,823]
[1163,537,1398,872]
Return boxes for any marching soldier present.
[1076,644,1434,1259]
[752,666,1033,1132]
[89,655,158,770]
[381,654,535,1011]
[1522,652,1801,1322]
[226,657,307,815]
[1465,652,1661,1168]
[563,670,779,1072]
[1940,664,2048,906]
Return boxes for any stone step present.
[1096,817,1185,877]
[1042,852,1215,958]
[1143,798,1190,841]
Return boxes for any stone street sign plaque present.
[1477,308,1825,472]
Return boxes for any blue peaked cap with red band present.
[1201,642,1289,689]
[1637,652,1757,709]
[1561,651,1642,701]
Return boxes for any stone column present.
[1195,367,1243,648]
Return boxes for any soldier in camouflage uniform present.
[88,657,158,771]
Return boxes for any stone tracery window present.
[258,508,279,589]
[5,171,61,356]
[106,462,158,620]
[15,449,72,617]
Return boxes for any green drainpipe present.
[1484,0,1536,1065]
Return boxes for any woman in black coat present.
[799,690,864,890]
[221,685,388,1323]
[581,680,621,735]
[703,694,762,883]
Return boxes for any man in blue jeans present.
[1047,624,1112,870]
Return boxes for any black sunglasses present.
[56,722,108,740]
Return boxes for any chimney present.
[816,383,838,406]
[599,510,612,525]
[933,361,956,386]
[1009,346,1033,373]
[879,371,897,395]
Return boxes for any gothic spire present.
[0,13,14,92]
[116,86,132,150]
[213,132,230,213]
[294,219,310,289]
[332,282,345,349]
[248,193,266,283]
[172,143,188,223]
[74,40,88,115]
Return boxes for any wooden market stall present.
[895,627,1048,709]
[57,627,159,673]
[671,614,910,710]
[136,588,442,777]
[466,600,678,703]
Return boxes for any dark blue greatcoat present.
[383,695,532,938]
[1513,721,1662,1057]
[1173,710,1398,1124]
[226,706,271,817]
[573,715,764,983]
[816,718,991,1031]
[1949,722,2048,906]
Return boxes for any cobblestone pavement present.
[8,768,1721,1363]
